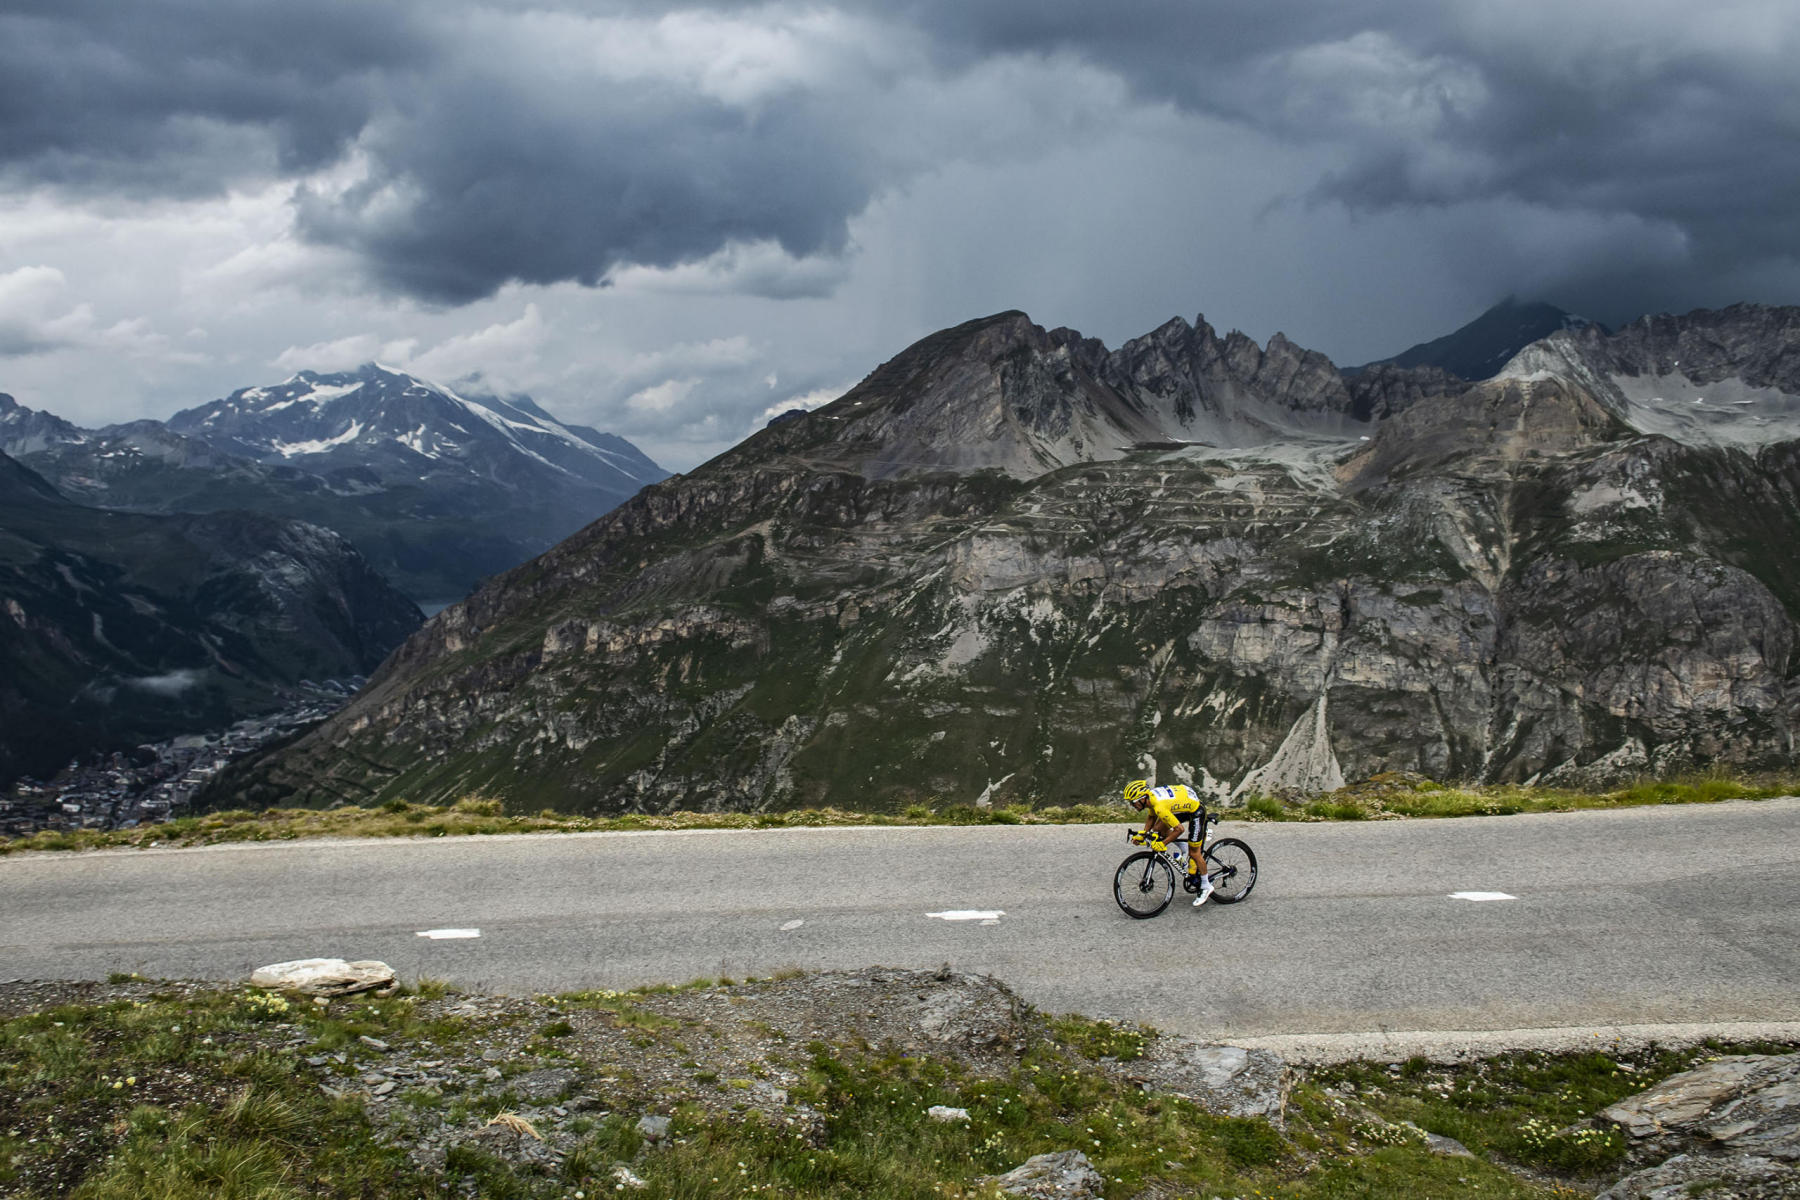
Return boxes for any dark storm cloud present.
[0,1,418,196]
[885,0,1800,320]
[4,0,1797,318]
[291,69,876,304]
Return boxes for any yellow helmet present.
[1122,779,1151,807]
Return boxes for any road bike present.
[1113,811,1257,918]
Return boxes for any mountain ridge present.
[1359,296,1599,380]
[1,369,668,602]
[201,301,1800,815]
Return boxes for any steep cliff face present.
[227,306,1800,813]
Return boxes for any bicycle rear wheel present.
[1203,838,1257,903]
[1114,851,1176,918]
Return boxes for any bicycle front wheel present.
[1203,838,1257,904]
[1114,851,1176,919]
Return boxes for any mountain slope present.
[3,367,668,602]
[0,451,422,786]
[221,306,1800,815]
[1361,297,1597,380]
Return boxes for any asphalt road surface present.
[3,799,1796,1042]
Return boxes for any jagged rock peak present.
[746,310,1399,481]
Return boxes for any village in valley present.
[0,680,360,837]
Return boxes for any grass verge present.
[3,977,1791,1199]
[4,771,1795,856]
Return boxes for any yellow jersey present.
[1145,784,1202,829]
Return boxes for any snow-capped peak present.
[166,364,664,493]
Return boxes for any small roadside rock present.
[636,1114,672,1144]
[977,1150,1106,1200]
[927,1105,971,1123]
[248,958,397,997]
[1130,1038,1293,1124]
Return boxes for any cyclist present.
[1124,779,1215,906]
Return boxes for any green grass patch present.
[1235,770,1798,823]
[1311,1038,1800,1184]
[6,974,1792,1199]
[0,986,438,1198]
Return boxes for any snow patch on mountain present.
[273,421,365,457]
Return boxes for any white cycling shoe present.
[1192,877,1215,906]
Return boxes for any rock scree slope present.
[222,305,1800,814]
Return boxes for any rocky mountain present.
[219,304,1800,815]
[1360,297,1597,380]
[0,451,422,787]
[1,367,667,603]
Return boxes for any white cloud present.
[605,240,853,300]
[752,384,848,431]
[626,377,699,414]
[0,264,205,363]
[273,333,386,372]
[407,304,548,384]
[615,335,760,383]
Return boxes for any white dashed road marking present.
[416,928,481,939]
[780,920,804,931]
[1448,892,1517,902]
[927,910,1005,926]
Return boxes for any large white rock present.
[249,958,396,997]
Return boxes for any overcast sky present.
[2,0,1797,469]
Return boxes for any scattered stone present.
[359,1035,390,1051]
[481,1048,503,1061]
[976,1150,1106,1200]
[373,1081,396,1097]
[483,1067,502,1082]
[458,1115,559,1169]
[1132,1038,1293,1124]
[636,1114,672,1144]
[1409,1126,1474,1158]
[512,1067,579,1103]
[927,1105,971,1123]
[612,1166,649,1189]
[1598,1151,1797,1200]
[249,958,396,997]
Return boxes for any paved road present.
[3,799,1796,1041]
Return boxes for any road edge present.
[1232,1019,1800,1065]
